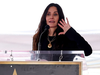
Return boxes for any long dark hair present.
[33,3,65,50]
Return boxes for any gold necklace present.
[47,36,56,48]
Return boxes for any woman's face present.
[46,6,59,28]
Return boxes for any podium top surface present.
[0,50,85,61]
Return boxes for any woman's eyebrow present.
[54,11,58,13]
[47,11,58,13]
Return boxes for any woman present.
[32,3,92,61]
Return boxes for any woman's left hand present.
[58,17,71,35]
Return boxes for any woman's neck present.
[48,28,56,36]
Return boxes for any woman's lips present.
[49,21,55,23]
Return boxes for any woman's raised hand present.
[58,17,71,35]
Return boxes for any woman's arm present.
[58,17,92,56]
[65,27,92,56]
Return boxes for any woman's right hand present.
[58,17,71,35]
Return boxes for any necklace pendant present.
[48,43,52,48]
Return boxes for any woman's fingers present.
[58,32,65,35]
[59,19,66,26]
[66,17,69,25]
[58,23,63,29]
[59,20,64,26]
[62,19,66,25]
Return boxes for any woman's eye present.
[47,13,58,16]
[47,13,50,16]
[54,14,58,16]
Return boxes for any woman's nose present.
[50,15,54,19]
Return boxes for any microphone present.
[37,25,50,61]
[38,25,50,50]
[44,25,50,31]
